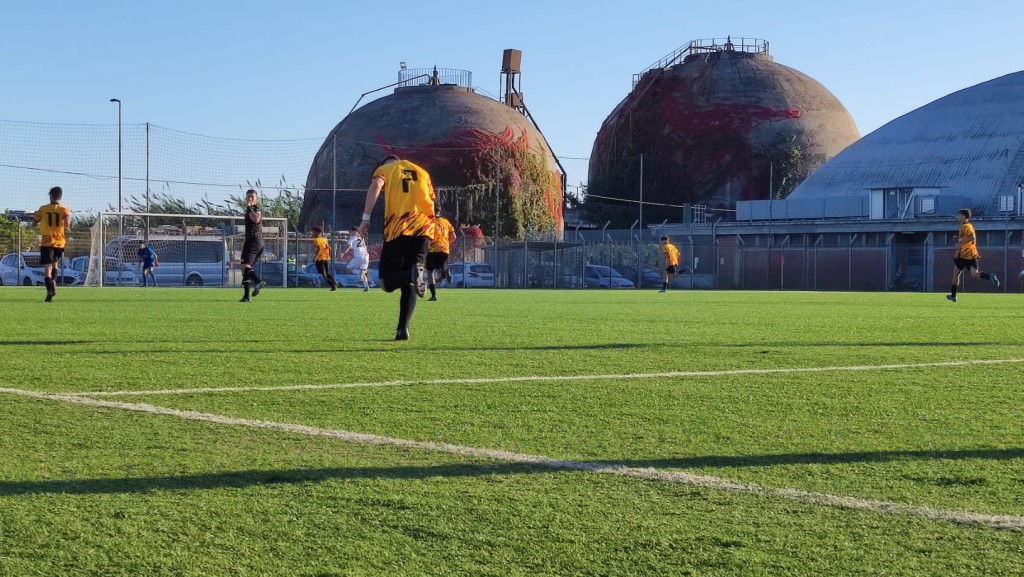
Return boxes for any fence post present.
[602,221,611,288]
[182,219,188,286]
[17,222,23,285]
[848,233,858,291]
[98,217,105,287]
[221,227,227,287]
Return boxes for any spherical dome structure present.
[588,38,859,223]
[299,83,563,235]
[790,70,1024,214]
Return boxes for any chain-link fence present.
[479,226,1024,292]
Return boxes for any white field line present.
[68,358,1024,397]
[2,385,1023,532]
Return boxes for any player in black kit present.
[239,189,265,302]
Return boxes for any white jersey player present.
[344,226,371,291]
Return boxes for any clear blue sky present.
[2,0,1022,208]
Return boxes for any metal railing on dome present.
[398,68,473,89]
[632,37,770,88]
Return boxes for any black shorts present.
[665,265,678,275]
[39,246,65,265]
[315,260,333,277]
[241,241,264,267]
[954,257,978,271]
[425,252,449,272]
[379,235,429,290]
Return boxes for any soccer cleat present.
[251,282,266,298]
[990,274,1000,287]
[329,285,337,292]
[659,289,667,293]
[411,264,426,298]
[395,328,410,341]
[239,296,252,303]
[44,293,53,303]
[946,295,957,303]
[428,296,437,302]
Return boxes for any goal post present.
[86,212,289,288]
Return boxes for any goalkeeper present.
[137,241,159,287]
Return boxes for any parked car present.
[614,265,664,289]
[257,261,320,288]
[448,262,495,288]
[583,265,635,288]
[103,235,229,287]
[68,256,138,286]
[0,252,82,286]
[302,262,377,289]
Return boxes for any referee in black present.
[239,189,266,302]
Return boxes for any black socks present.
[398,285,417,331]
[950,284,958,297]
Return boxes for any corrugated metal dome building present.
[790,70,1024,215]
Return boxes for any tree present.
[0,212,22,255]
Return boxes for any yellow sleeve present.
[372,166,387,184]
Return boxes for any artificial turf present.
[1,287,1022,576]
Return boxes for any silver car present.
[0,252,83,287]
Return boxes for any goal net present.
[84,212,289,288]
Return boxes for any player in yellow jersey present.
[358,155,436,340]
[310,226,338,291]
[660,235,682,293]
[33,186,71,302]
[948,209,999,302]
[426,207,457,301]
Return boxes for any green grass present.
[2,287,1024,576]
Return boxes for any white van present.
[103,235,229,287]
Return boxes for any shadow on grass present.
[68,343,654,354]
[0,340,97,346]
[4,448,1023,496]
[721,342,1014,348]
[0,462,547,496]
[612,448,1024,470]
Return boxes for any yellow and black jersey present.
[663,243,680,267]
[430,217,455,254]
[313,237,331,262]
[373,160,436,242]
[34,203,70,248]
[957,222,980,260]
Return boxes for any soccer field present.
[1,287,1023,576]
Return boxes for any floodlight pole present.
[110,99,122,238]
[145,122,150,242]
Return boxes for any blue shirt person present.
[137,242,159,287]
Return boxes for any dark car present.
[255,261,320,288]
[583,265,634,289]
[615,265,665,289]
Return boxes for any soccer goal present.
[85,212,289,288]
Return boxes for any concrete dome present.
[299,84,563,233]
[790,70,1024,215]
[588,39,859,223]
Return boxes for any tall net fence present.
[0,120,321,217]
